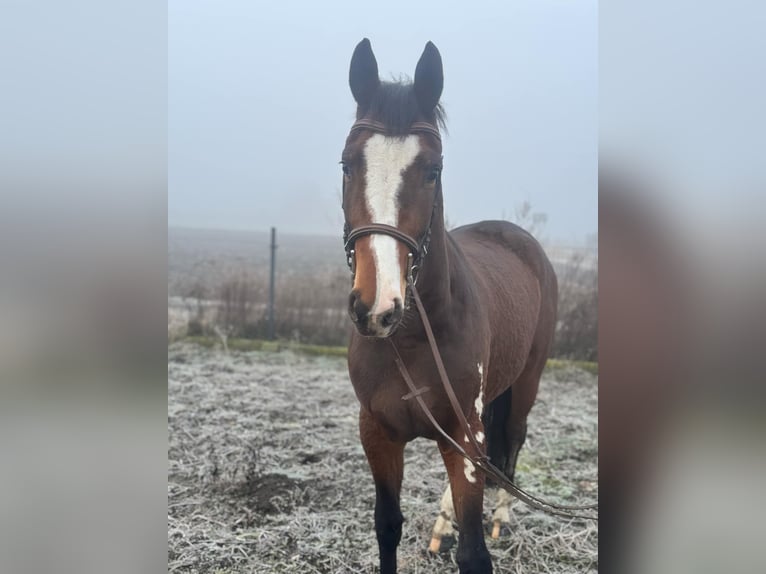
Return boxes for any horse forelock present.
[357,81,447,136]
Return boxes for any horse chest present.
[350,354,482,443]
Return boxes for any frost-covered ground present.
[168,343,598,573]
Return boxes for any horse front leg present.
[439,424,493,574]
[359,408,405,574]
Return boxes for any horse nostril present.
[380,299,403,328]
[348,291,369,324]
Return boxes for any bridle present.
[344,222,433,289]
[342,118,442,293]
[340,119,598,521]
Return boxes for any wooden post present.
[268,227,277,340]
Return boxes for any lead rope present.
[390,281,598,522]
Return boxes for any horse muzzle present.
[348,290,403,337]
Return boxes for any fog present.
[168,0,597,244]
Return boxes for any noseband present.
[344,223,432,287]
[342,119,442,289]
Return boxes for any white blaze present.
[363,134,421,316]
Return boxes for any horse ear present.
[414,41,443,113]
[349,38,380,109]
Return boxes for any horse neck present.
[397,199,464,340]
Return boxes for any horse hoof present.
[491,520,501,539]
[428,536,442,553]
[428,534,456,554]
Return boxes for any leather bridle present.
[341,119,598,521]
[344,222,433,289]
[342,118,441,290]
[348,118,442,142]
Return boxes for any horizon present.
[168,223,597,249]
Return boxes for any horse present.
[341,39,558,574]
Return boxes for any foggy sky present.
[169,1,597,244]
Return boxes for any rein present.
[342,119,597,521]
[390,281,598,522]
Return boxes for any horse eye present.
[342,164,351,177]
[426,166,441,183]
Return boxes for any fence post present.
[268,227,277,340]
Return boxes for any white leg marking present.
[464,459,477,483]
[492,487,515,525]
[434,485,455,535]
[430,483,455,552]
[363,134,421,316]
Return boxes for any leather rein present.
[342,119,598,522]
[391,283,598,521]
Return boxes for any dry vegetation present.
[550,254,598,362]
[168,343,598,573]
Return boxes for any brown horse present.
[341,39,557,574]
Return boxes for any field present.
[168,343,598,573]
[168,227,345,294]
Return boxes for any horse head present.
[341,38,445,337]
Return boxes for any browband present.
[349,118,442,142]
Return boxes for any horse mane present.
[363,80,447,136]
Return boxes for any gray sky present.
[169,0,597,244]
